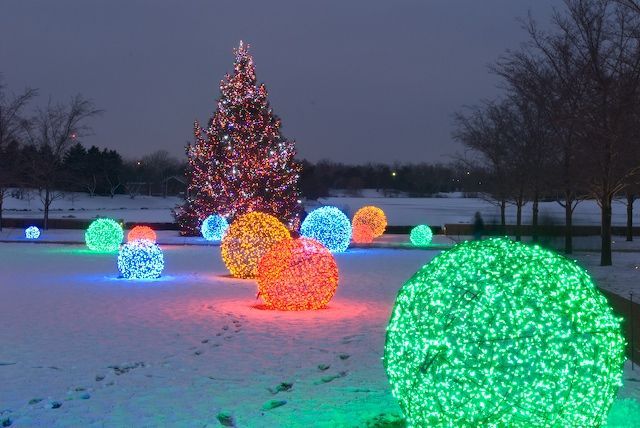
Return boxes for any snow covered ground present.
[3,190,636,226]
[1,242,639,427]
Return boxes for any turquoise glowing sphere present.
[409,224,433,246]
[85,218,124,252]
[300,206,351,253]
[117,239,165,279]
[384,238,625,427]
[25,226,40,240]
[201,214,229,241]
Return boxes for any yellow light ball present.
[221,211,291,278]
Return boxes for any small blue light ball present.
[410,224,433,246]
[117,239,165,279]
[25,226,40,240]
[300,206,351,253]
[201,214,229,241]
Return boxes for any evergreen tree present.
[176,42,302,235]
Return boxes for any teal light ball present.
[409,225,433,246]
[85,218,124,252]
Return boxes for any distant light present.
[392,171,397,177]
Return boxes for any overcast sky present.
[0,0,561,164]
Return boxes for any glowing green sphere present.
[409,224,433,246]
[85,218,124,252]
[384,238,625,427]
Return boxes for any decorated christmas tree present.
[175,42,302,235]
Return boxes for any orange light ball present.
[221,212,291,278]
[352,206,387,239]
[257,237,339,311]
[127,225,157,243]
[351,224,375,244]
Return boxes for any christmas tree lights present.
[176,41,302,235]
[200,214,229,241]
[85,218,124,252]
[352,206,386,240]
[221,211,290,278]
[117,239,164,279]
[384,238,625,427]
[300,206,351,253]
[24,226,40,240]
[257,237,339,311]
[409,224,433,246]
[128,225,157,243]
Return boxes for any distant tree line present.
[453,0,640,266]
[298,160,462,199]
[0,78,186,229]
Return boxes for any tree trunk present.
[565,200,573,254]
[500,199,506,232]
[626,193,634,242]
[532,193,539,242]
[516,200,523,242]
[601,195,613,266]
[43,188,50,230]
[0,193,3,232]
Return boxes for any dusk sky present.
[1,0,560,164]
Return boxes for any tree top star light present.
[384,238,625,427]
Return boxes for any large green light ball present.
[384,238,625,427]
[409,224,433,246]
[85,218,124,252]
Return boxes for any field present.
[1,242,639,427]
[2,192,640,426]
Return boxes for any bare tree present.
[24,95,101,229]
[453,101,518,232]
[0,78,37,230]
[557,0,640,265]
[494,22,590,252]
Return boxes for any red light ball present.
[257,237,339,311]
[352,224,375,244]
[127,225,157,243]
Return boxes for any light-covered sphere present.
[409,224,433,246]
[85,218,124,252]
[300,206,351,253]
[351,224,375,244]
[128,225,157,243]
[25,226,40,240]
[201,214,229,241]
[257,237,339,311]
[384,238,625,427]
[117,239,165,279]
[221,212,290,278]
[352,206,387,239]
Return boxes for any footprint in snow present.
[314,371,348,385]
[338,353,350,361]
[261,400,287,411]
[268,382,293,394]
[216,411,236,427]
